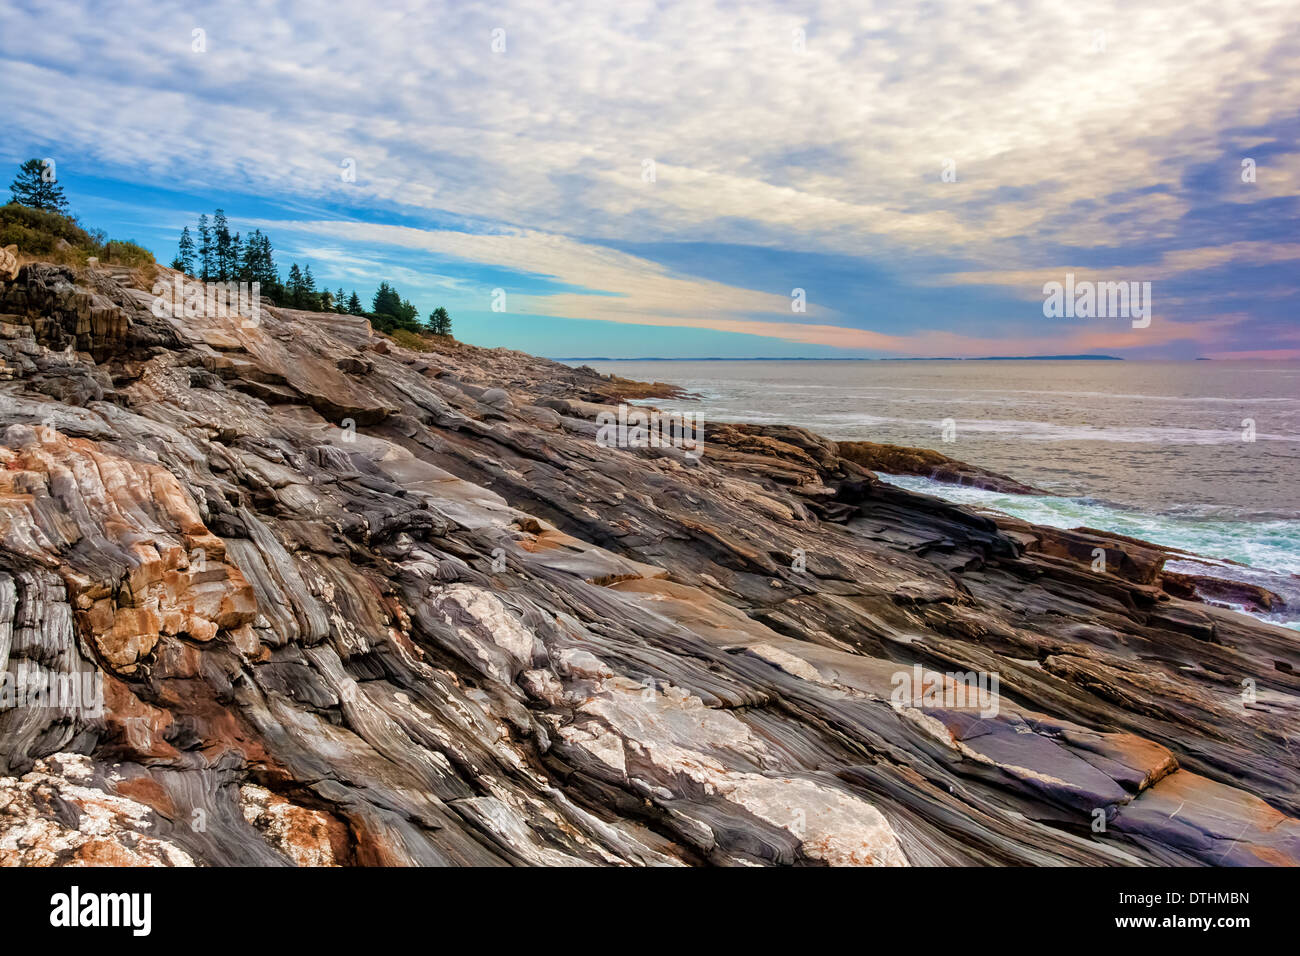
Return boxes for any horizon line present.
[551,354,1133,362]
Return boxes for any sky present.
[3,0,1299,359]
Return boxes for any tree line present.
[6,159,454,338]
[171,211,452,336]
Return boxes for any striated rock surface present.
[0,262,1297,867]
[837,439,1045,494]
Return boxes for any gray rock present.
[0,262,1296,868]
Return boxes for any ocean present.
[575,359,1300,629]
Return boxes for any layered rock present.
[837,439,1045,494]
[0,262,1297,867]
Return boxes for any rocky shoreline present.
[837,440,1047,495]
[0,261,1297,866]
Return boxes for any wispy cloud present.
[941,243,1300,296]
[2,0,1298,356]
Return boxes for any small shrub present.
[389,328,435,352]
[101,240,155,266]
[0,203,155,268]
[0,202,96,259]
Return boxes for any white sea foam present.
[604,359,1299,620]
[878,474,1300,628]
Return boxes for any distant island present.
[555,354,1124,362]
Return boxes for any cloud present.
[2,0,1298,355]
[250,217,1243,356]
[6,1,1299,255]
[254,216,809,315]
[940,242,1300,298]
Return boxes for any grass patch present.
[387,328,459,352]
[1,202,155,268]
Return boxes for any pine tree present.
[372,282,401,318]
[9,159,69,213]
[347,291,363,315]
[428,306,451,336]
[335,288,346,314]
[230,232,243,281]
[301,264,319,310]
[174,226,196,275]
[260,234,282,301]
[398,298,418,325]
[238,232,256,284]
[286,263,304,308]
[197,214,213,282]
[213,209,231,281]
[239,230,279,296]
[237,231,256,282]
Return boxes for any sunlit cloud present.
[2,0,1297,356]
[941,243,1300,297]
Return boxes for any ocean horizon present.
[555,354,1131,361]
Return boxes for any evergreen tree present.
[372,281,401,318]
[301,264,319,310]
[174,226,196,274]
[212,209,231,281]
[238,232,255,283]
[259,234,283,301]
[427,306,451,336]
[238,229,279,296]
[9,159,69,213]
[347,291,363,315]
[197,214,213,281]
[255,232,271,276]
[286,263,304,308]
[335,288,347,314]
[237,231,255,282]
[230,232,243,281]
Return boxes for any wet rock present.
[838,440,1045,494]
